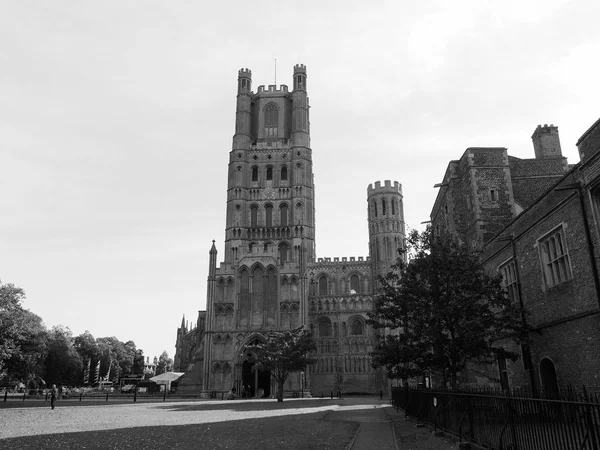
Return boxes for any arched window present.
[250,205,258,228]
[373,201,378,218]
[350,275,360,294]
[278,242,288,265]
[382,199,387,215]
[281,166,288,181]
[318,276,328,295]
[280,203,288,227]
[251,166,258,182]
[264,102,278,137]
[266,166,273,181]
[265,204,273,227]
[351,319,363,335]
[318,317,332,337]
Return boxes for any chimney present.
[532,124,562,159]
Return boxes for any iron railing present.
[391,387,600,449]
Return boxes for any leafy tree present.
[0,281,48,385]
[247,326,316,402]
[155,351,173,375]
[368,228,525,389]
[44,326,83,386]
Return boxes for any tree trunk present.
[277,379,285,402]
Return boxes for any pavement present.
[325,397,458,450]
[0,396,459,449]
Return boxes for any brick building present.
[431,121,600,393]
[174,65,406,397]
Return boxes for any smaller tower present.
[367,180,406,280]
[532,124,562,159]
[233,68,253,150]
[291,64,309,148]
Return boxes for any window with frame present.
[499,259,519,305]
[251,166,258,182]
[538,225,572,288]
[280,166,288,181]
[318,276,328,296]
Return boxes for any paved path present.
[326,400,398,450]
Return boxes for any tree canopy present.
[368,229,526,389]
[155,351,173,376]
[1,279,146,388]
[247,326,316,402]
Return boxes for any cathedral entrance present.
[241,340,271,398]
[241,360,271,398]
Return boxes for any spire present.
[210,239,217,254]
[180,314,186,330]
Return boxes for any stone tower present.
[194,64,316,396]
[367,180,406,280]
[175,65,403,397]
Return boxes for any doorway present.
[540,358,559,398]
[241,359,271,398]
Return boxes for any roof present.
[149,372,185,383]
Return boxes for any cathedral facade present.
[174,64,405,397]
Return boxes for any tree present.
[0,281,48,385]
[155,351,173,375]
[247,326,316,402]
[368,228,526,389]
[44,326,83,386]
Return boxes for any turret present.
[532,124,562,159]
[367,180,406,281]
[291,64,309,148]
[233,68,253,150]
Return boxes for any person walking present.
[50,384,58,410]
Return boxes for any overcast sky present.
[2,0,599,361]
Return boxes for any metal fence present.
[391,387,600,450]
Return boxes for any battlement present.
[294,64,307,73]
[257,84,289,93]
[532,124,558,137]
[315,256,369,263]
[238,68,252,77]
[367,180,402,195]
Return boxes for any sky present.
[1,0,599,361]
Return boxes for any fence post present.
[80,392,82,402]
[134,387,137,403]
[330,391,333,399]
[23,392,26,401]
[467,395,475,443]
[106,392,109,402]
[583,386,600,450]
[4,390,7,402]
[163,388,167,402]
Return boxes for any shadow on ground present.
[0,411,358,450]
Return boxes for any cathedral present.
[174,64,406,397]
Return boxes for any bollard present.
[163,388,167,402]
[4,390,7,402]
[80,392,82,402]
[45,392,49,401]
[221,392,224,400]
[23,393,26,401]
[106,392,109,402]
[380,390,383,400]
[330,391,333,399]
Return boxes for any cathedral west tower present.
[175,64,404,398]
